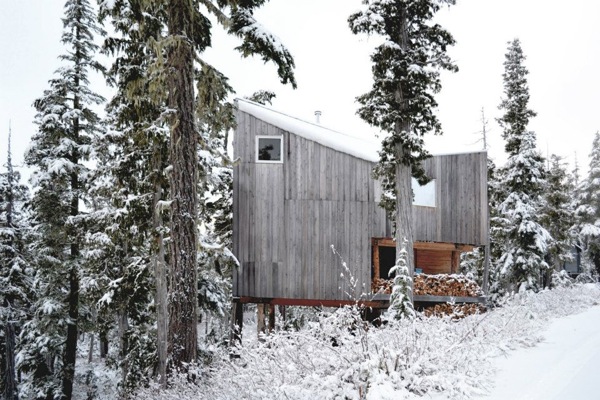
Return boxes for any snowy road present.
[482,304,600,400]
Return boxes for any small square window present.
[256,136,283,163]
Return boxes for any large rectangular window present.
[256,136,283,163]
[412,178,436,207]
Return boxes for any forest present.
[1,1,600,399]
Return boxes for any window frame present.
[412,178,436,208]
[255,135,284,164]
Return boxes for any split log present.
[372,274,482,297]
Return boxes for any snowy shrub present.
[550,270,574,288]
[576,272,597,284]
[280,306,321,331]
[131,284,600,400]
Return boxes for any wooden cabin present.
[232,99,488,321]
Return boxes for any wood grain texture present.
[232,109,488,300]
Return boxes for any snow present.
[130,284,600,400]
[236,98,381,162]
[477,303,600,400]
[236,99,483,164]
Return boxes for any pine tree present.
[495,39,550,293]
[196,71,237,318]
[0,127,31,400]
[577,132,600,276]
[100,0,296,375]
[95,1,171,388]
[387,240,415,320]
[539,155,577,284]
[19,1,105,398]
[349,0,457,308]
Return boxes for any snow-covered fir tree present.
[18,0,105,398]
[494,39,550,293]
[96,1,171,389]
[387,240,415,320]
[349,0,457,305]
[99,0,296,377]
[196,67,238,319]
[0,129,31,400]
[539,155,577,284]
[577,132,600,276]
[160,0,296,370]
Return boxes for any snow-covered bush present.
[131,284,600,400]
[550,270,574,288]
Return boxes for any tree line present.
[1,0,294,399]
[1,1,600,399]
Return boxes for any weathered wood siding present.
[413,152,488,246]
[233,110,388,300]
[233,109,488,301]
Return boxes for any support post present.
[483,244,490,295]
[451,250,460,274]
[268,304,276,332]
[230,301,243,346]
[257,304,266,337]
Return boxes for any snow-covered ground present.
[130,283,600,400]
[477,303,600,400]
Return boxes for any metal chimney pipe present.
[314,110,322,124]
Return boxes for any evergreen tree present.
[577,132,600,276]
[349,0,457,308]
[494,39,550,293]
[539,155,576,283]
[0,128,31,400]
[100,0,296,376]
[387,240,415,320]
[96,1,171,389]
[196,74,237,319]
[19,0,105,398]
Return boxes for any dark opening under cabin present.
[232,99,489,330]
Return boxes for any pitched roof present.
[235,98,487,162]
[236,98,380,162]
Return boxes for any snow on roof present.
[235,98,380,162]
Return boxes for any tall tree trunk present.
[166,0,199,370]
[62,95,80,400]
[117,307,129,385]
[4,321,17,400]
[62,266,79,400]
[4,127,18,400]
[393,7,414,302]
[394,148,415,302]
[153,183,168,384]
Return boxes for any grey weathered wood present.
[233,108,488,302]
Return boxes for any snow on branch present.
[229,8,296,88]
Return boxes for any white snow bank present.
[477,298,600,400]
[236,98,381,162]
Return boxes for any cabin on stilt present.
[231,98,489,335]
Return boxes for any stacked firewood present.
[372,277,393,294]
[372,274,482,297]
[413,274,482,297]
[423,303,486,319]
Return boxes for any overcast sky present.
[2,0,600,180]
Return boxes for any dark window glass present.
[378,247,396,279]
[257,137,282,161]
